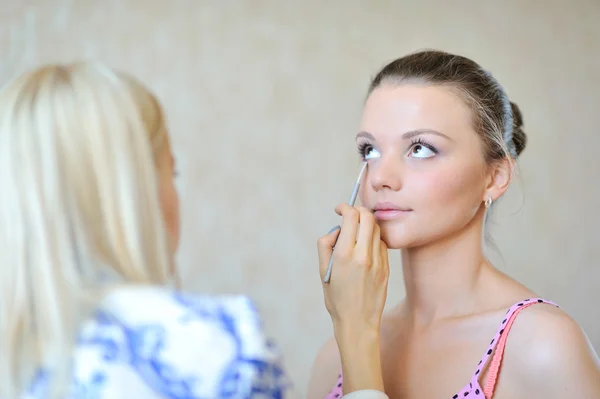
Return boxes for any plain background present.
[1,1,599,395]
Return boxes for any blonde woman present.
[0,64,391,399]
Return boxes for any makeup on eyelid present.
[357,138,439,161]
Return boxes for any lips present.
[372,201,412,221]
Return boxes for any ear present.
[483,158,512,203]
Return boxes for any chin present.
[380,228,417,250]
[378,217,445,250]
[381,234,436,251]
[379,217,472,251]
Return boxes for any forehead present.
[360,84,474,140]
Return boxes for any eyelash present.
[410,138,439,156]
[357,138,439,159]
[357,142,374,159]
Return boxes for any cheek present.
[409,163,483,211]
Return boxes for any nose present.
[369,153,403,192]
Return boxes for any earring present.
[484,197,493,208]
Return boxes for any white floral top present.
[26,286,294,398]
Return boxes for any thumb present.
[317,225,341,276]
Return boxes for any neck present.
[401,214,492,326]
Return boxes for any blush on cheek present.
[410,166,480,209]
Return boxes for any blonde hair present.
[0,63,173,397]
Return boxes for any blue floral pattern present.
[26,287,293,398]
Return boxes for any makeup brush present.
[323,161,368,283]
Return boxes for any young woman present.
[0,63,390,398]
[309,50,600,399]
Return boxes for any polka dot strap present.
[326,298,558,399]
[478,298,559,398]
[325,373,343,399]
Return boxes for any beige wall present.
[2,0,599,395]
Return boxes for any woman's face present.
[357,84,495,249]
[157,136,180,257]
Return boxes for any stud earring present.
[484,197,493,208]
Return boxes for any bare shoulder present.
[307,336,341,399]
[508,303,599,365]
[500,303,600,397]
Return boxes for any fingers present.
[371,223,381,258]
[380,239,388,263]
[317,226,341,279]
[376,237,390,281]
[319,203,380,283]
[334,203,360,255]
[354,207,376,262]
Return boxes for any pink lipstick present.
[373,201,412,221]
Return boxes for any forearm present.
[335,326,385,395]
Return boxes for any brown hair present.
[368,50,526,163]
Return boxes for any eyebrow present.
[356,129,452,141]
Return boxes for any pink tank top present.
[325,298,558,399]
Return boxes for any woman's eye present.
[409,144,436,159]
[364,146,381,160]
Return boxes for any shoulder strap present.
[326,371,344,399]
[477,298,558,398]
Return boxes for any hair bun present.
[510,101,526,157]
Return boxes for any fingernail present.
[327,225,341,234]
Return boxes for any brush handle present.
[348,181,361,207]
[323,181,363,283]
[323,162,367,284]
[323,248,336,283]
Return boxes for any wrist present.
[334,325,384,393]
[334,322,380,346]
